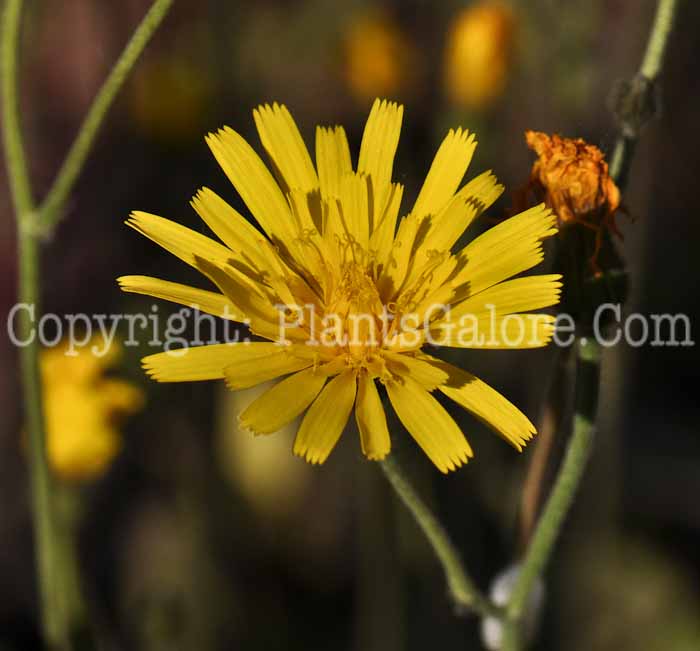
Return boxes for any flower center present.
[324,262,387,359]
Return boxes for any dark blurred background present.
[1,0,699,649]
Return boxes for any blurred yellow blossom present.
[40,339,144,482]
[216,383,311,523]
[444,2,515,110]
[343,11,413,102]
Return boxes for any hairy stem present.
[507,339,600,621]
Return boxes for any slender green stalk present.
[37,0,174,230]
[640,0,678,80]
[2,0,62,645]
[2,0,33,214]
[379,456,499,619]
[17,231,66,646]
[4,0,175,646]
[507,339,600,621]
[610,0,679,184]
[500,619,519,651]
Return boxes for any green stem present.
[502,2,682,645]
[500,618,519,651]
[17,229,66,648]
[640,0,679,80]
[379,456,499,619]
[609,0,679,184]
[2,0,62,645]
[2,0,33,214]
[4,1,175,646]
[37,0,174,230]
[507,339,600,623]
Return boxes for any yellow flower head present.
[343,10,412,102]
[119,100,561,473]
[40,339,144,482]
[444,1,515,110]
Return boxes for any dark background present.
[1,0,699,649]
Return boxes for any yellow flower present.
[343,11,412,102]
[40,339,144,482]
[444,2,515,110]
[119,100,561,473]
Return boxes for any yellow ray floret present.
[120,99,562,473]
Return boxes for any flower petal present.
[126,211,231,267]
[377,211,422,298]
[452,204,558,294]
[432,314,557,349]
[338,172,371,251]
[355,372,390,460]
[358,99,403,226]
[253,103,319,194]
[316,125,352,199]
[420,170,503,253]
[117,275,241,320]
[191,188,278,279]
[143,342,283,382]
[447,274,563,320]
[419,354,536,450]
[225,350,312,390]
[386,375,472,473]
[383,351,449,390]
[239,368,327,434]
[293,369,357,464]
[193,256,309,342]
[205,127,295,243]
[369,181,403,272]
[412,128,476,220]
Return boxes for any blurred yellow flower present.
[120,99,560,473]
[217,383,311,522]
[40,339,144,482]
[444,2,515,110]
[343,11,412,102]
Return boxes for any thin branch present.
[37,0,174,231]
[380,455,500,619]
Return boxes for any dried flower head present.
[524,131,622,273]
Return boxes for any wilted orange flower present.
[524,131,621,274]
